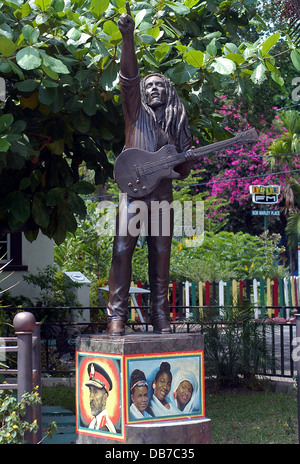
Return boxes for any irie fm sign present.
[249,185,280,204]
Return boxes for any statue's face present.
[144,75,166,108]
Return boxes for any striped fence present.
[131,276,300,321]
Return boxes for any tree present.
[0,0,299,244]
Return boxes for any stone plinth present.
[76,332,211,444]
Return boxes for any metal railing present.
[0,312,42,444]
[36,306,298,378]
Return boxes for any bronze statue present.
[106,3,259,337]
[106,2,193,336]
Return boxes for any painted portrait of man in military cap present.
[85,362,116,432]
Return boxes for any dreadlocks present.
[140,73,192,153]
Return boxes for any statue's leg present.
[147,200,173,333]
[106,196,140,335]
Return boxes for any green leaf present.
[11,191,30,223]
[72,111,91,133]
[153,43,171,62]
[261,32,280,57]
[39,85,54,105]
[15,79,40,92]
[206,38,217,57]
[250,63,267,84]
[0,60,11,73]
[291,50,300,72]
[165,62,197,84]
[24,228,39,243]
[40,51,69,74]
[32,195,50,228]
[102,20,121,40]
[57,200,77,234]
[42,63,59,80]
[0,136,10,152]
[35,0,52,11]
[135,9,147,27]
[22,25,40,44]
[271,72,284,86]
[83,88,98,116]
[90,0,109,17]
[183,50,204,68]
[0,37,16,57]
[100,60,119,91]
[16,46,42,70]
[46,187,66,206]
[164,1,190,15]
[19,177,31,190]
[72,181,95,194]
[225,53,245,65]
[9,61,25,79]
[0,114,13,133]
[53,0,64,12]
[211,57,236,75]
[68,190,87,218]
[142,49,160,67]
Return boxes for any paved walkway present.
[42,406,76,444]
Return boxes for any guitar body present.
[114,144,180,198]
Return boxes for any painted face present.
[144,75,166,108]
[176,380,193,410]
[153,372,171,402]
[88,385,108,416]
[131,385,149,413]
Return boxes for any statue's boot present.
[107,318,125,336]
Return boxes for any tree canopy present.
[0,0,299,244]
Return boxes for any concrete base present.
[77,417,211,445]
[76,332,211,445]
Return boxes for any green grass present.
[42,386,76,414]
[206,389,298,444]
[41,385,299,444]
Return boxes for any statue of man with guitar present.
[106,2,258,336]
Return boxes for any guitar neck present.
[173,134,244,166]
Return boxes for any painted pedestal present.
[76,332,211,445]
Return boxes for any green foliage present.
[0,0,297,243]
[203,308,272,388]
[52,197,288,287]
[286,211,300,249]
[22,264,81,308]
[54,200,114,304]
[268,110,300,161]
[170,230,287,282]
[0,387,57,444]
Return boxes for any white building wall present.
[1,233,54,303]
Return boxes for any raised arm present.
[118,2,138,78]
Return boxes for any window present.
[0,233,10,263]
[0,233,27,270]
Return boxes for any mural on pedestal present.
[126,350,205,423]
[76,351,124,441]
[76,349,205,441]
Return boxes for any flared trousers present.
[107,191,173,324]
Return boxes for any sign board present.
[251,210,280,217]
[64,271,91,284]
[249,185,280,204]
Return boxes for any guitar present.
[114,128,258,198]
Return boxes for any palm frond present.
[286,211,300,249]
